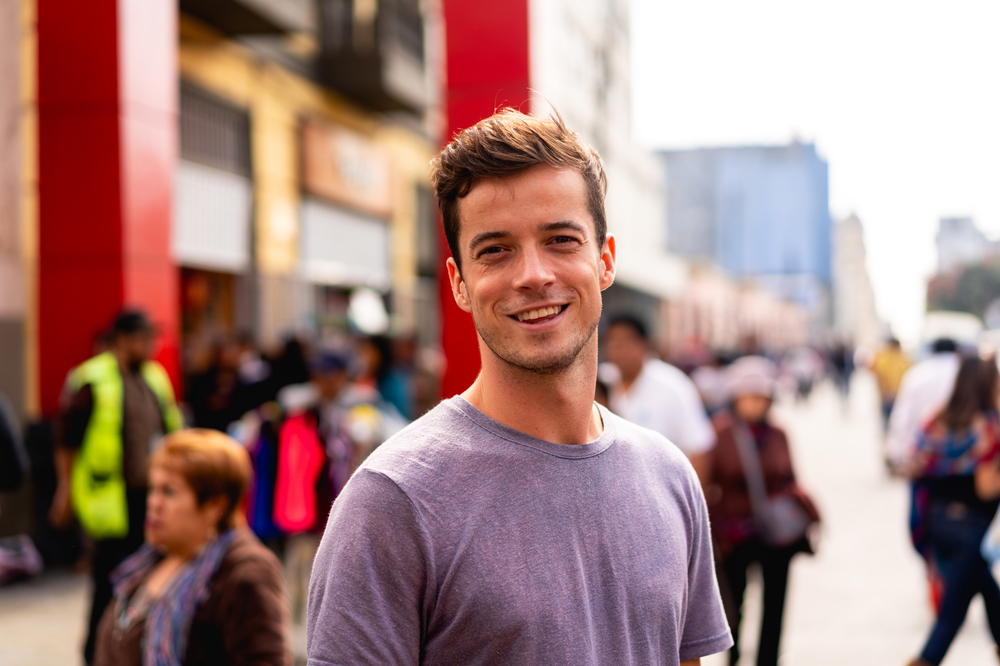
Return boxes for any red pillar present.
[439,0,532,397]
[37,0,179,416]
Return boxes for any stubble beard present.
[474,309,601,376]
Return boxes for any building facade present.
[936,216,998,273]
[6,0,437,421]
[833,214,883,350]
[660,142,833,331]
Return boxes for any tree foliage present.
[927,262,1000,321]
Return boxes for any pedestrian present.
[306,108,733,664]
[50,308,183,664]
[888,338,962,611]
[92,429,291,666]
[868,337,911,435]
[0,391,43,584]
[705,355,820,666]
[888,338,961,472]
[829,340,854,399]
[602,313,716,482]
[906,356,1000,666]
[186,335,254,433]
[272,348,399,626]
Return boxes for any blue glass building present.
[659,142,833,317]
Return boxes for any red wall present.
[37,0,179,416]
[439,0,532,397]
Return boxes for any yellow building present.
[176,12,437,366]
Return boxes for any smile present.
[510,304,568,324]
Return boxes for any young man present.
[602,314,715,482]
[307,109,732,665]
[50,308,182,663]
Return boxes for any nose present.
[512,246,556,291]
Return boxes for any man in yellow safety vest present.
[50,308,182,664]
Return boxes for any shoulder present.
[603,409,695,473]
[214,530,284,591]
[71,352,115,385]
[645,360,700,396]
[358,398,476,481]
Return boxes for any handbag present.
[732,420,814,548]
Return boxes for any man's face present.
[313,370,348,401]
[603,323,648,381]
[119,331,155,366]
[446,165,615,375]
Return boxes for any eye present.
[550,235,580,246]
[476,245,506,259]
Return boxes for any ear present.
[446,257,472,313]
[598,234,616,291]
[201,495,228,532]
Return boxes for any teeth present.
[516,305,562,322]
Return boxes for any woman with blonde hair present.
[93,429,291,666]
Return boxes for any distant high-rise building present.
[833,214,883,347]
[659,143,833,323]
[936,216,997,273]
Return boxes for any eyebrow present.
[467,221,587,253]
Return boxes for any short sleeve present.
[306,469,429,666]
[674,373,715,455]
[679,470,734,660]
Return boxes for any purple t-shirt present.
[307,397,732,665]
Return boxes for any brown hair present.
[151,429,252,532]
[940,356,999,431]
[430,108,608,270]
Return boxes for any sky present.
[630,0,1000,345]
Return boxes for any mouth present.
[509,304,569,325]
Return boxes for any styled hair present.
[606,313,650,343]
[939,356,999,431]
[151,429,252,532]
[430,108,607,270]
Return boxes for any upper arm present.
[676,376,715,454]
[307,469,428,665]
[58,384,94,451]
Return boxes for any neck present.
[462,339,602,445]
[168,530,219,562]
[618,359,647,392]
[114,348,139,372]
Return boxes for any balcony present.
[180,0,314,36]
[317,0,427,114]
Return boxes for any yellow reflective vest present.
[67,352,182,539]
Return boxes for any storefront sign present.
[301,118,393,218]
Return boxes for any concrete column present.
[36,0,179,416]
[440,0,532,396]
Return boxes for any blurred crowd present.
[5,306,1000,665]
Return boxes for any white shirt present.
[885,352,960,466]
[605,358,715,456]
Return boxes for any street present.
[1,374,995,665]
